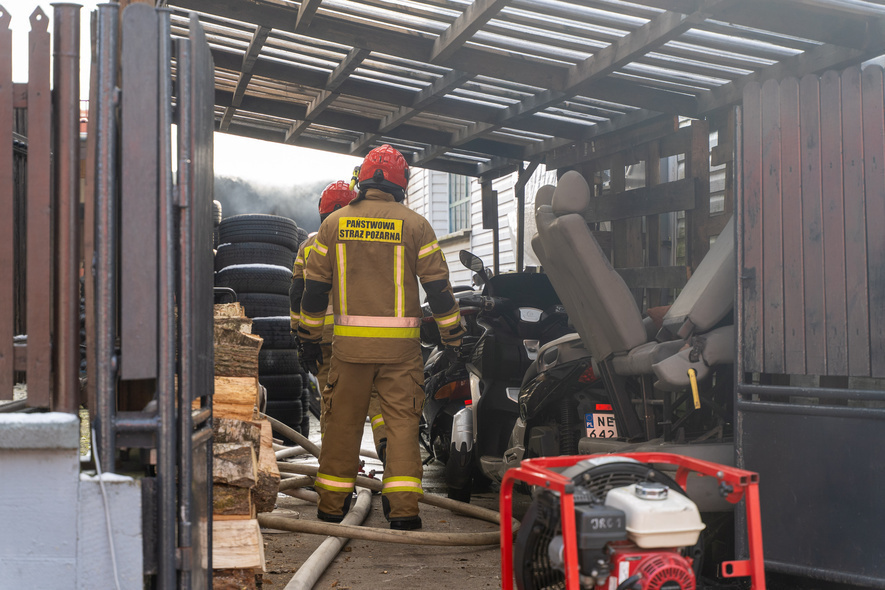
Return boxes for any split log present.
[214,302,247,320]
[212,568,257,590]
[213,443,257,489]
[213,332,262,377]
[214,418,261,452]
[212,519,266,571]
[213,484,252,517]
[251,420,281,513]
[211,376,259,420]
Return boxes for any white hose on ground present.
[282,487,319,503]
[275,446,310,460]
[282,489,372,590]
[264,414,381,461]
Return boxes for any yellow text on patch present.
[338,217,403,244]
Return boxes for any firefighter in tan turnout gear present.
[290,181,388,461]
[298,145,464,530]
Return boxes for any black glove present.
[299,340,323,375]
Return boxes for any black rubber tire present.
[216,265,292,296]
[259,349,302,376]
[260,374,304,400]
[213,200,223,226]
[295,227,309,248]
[237,293,290,318]
[214,242,295,273]
[251,317,297,349]
[219,214,299,250]
[265,400,303,444]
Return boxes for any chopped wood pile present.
[212,303,280,590]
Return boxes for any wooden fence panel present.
[862,66,885,378]
[741,82,764,373]
[25,8,51,407]
[799,74,827,376]
[841,66,870,377]
[819,70,848,376]
[0,10,13,399]
[761,78,785,373]
[779,77,806,375]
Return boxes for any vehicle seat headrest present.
[552,171,591,215]
[535,184,555,209]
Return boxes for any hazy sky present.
[8,0,363,187]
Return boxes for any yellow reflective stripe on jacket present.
[301,313,325,328]
[417,240,440,259]
[291,310,301,323]
[315,472,356,492]
[436,310,461,327]
[371,414,385,431]
[382,476,423,494]
[394,244,404,317]
[313,239,328,256]
[335,315,421,327]
[333,325,420,339]
[337,243,347,316]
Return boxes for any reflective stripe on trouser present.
[367,392,387,449]
[316,355,424,519]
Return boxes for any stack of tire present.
[214,213,313,441]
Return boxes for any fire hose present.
[260,414,519,587]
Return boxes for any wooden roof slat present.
[297,0,324,31]
[431,0,509,63]
[220,25,272,131]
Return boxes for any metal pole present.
[515,163,525,272]
[176,35,195,589]
[156,10,178,590]
[52,3,81,414]
[93,1,119,474]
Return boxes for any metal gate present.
[737,66,885,588]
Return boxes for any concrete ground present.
[260,415,877,590]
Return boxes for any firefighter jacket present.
[290,233,334,344]
[299,188,464,364]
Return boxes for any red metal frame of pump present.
[500,452,766,590]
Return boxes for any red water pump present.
[500,452,765,590]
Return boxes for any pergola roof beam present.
[219,24,271,131]
[431,0,510,63]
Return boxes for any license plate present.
[586,412,618,439]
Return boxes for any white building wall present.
[408,164,559,288]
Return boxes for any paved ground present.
[260,416,877,590]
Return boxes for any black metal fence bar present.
[52,3,81,414]
[26,8,51,408]
[92,1,120,473]
[0,6,13,400]
[156,8,178,589]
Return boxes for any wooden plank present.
[862,66,885,378]
[741,82,764,374]
[25,8,51,407]
[840,66,870,377]
[545,116,678,170]
[120,4,159,380]
[760,78,784,374]
[0,9,13,400]
[819,69,848,376]
[686,119,712,270]
[645,141,663,306]
[251,420,280,514]
[615,266,689,290]
[779,77,806,375]
[212,519,266,571]
[431,0,508,63]
[799,74,827,376]
[583,177,697,223]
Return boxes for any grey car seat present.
[533,171,735,434]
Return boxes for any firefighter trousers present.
[315,355,423,520]
[317,345,387,452]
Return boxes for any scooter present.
[445,251,572,501]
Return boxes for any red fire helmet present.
[357,144,410,193]
[318,180,357,214]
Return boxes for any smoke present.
[214,175,332,232]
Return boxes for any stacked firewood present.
[212,303,281,589]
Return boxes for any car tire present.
[219,214,299,250]
[214,242,295,273]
